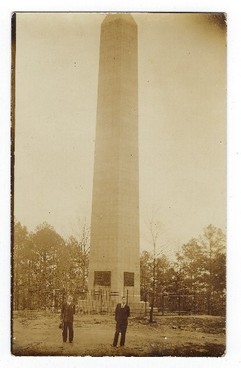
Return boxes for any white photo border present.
[0,1,240,367]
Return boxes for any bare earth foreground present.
[12,311,225,357]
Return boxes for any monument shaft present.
[88,14,140,303]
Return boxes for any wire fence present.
[12,286,225,316]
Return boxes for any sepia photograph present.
[12,12,226,357]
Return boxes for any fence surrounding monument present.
[12,286,225,316]
[77,290,119,314]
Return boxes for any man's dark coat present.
[115,303,130,326]
[61,302,75,323]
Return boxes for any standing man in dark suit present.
[113,296,130,347]
[61,295,75,343]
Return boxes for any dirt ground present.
[12,311,225,357]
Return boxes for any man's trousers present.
[113,323,127,346]
[62,322,74,343]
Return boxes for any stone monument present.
[88,14,140,307]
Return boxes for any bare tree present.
[68,219,90,294]
[199,224,226,315]
[146,215,162,323]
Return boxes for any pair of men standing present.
[60,295,130,347]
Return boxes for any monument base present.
[128,301,150,316]
[77,291,148,316]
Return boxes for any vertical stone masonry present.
[88,14,140,305]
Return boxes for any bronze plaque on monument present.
[94,271,111,286]
[124,272,134,286]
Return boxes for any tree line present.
[13,221,89,310]
[13,221,226,315]
[141,224,226,316]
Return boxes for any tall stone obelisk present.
[88,14,140,305]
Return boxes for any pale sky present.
[14,13,226,257]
